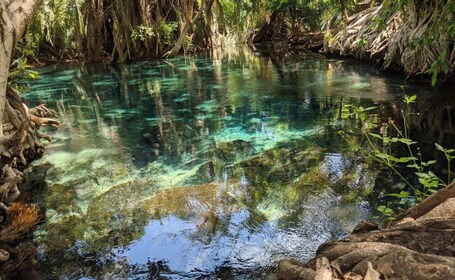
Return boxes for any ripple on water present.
[20,52,425,279]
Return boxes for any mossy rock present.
[140,182,219,219]
[45,183,80,214]
[232,146,325,187]
[291,167,331,192]
[253,166,330,220]
[214,139,256,162]
[331,163,378,202]
[37,215,85,252]
[86,178,155,225]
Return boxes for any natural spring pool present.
[20,49,454,279]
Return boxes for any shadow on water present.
[17,48,455,279]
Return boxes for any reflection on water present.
[20,49,443,279]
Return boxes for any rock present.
[0,249,9,262]
[343,272,363,280]
[363,262,380,280]
[374,249,455,279]
[140,182,219,219]
[216,139,256,161]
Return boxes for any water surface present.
[21,50,452,279]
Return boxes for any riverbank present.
[321,4,454,85]
[277,183,455,280]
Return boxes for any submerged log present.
[277,183,455,280]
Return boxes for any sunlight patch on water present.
[118,189,370,278]
[18,52,418,278]
[213,126,315,152]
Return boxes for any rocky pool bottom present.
[13,52,455,279]
[21,133,378,279]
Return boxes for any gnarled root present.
[27,103,57,118]
[29,114,60,128]
[277,183,455,280]
[25,103,60,142]
[0,89,59,227]
[0,88,59,272]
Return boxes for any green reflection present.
[21,49,422,279]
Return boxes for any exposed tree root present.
[277,183,455,280]
[0,86,59,269]
[0,241,37,279]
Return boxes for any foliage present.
[28,0,84,52]
[352,95,455,220]
[131,25,155,42]
[160,22,179,45]
[132,22,178,44]
[263,0,357,32]
[8,39,40,89]
[380,0,455,85]
[22,0,363,60]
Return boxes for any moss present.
[331,163,378,203]
[254,167,330,220]
[37,215,85,252]
[86,178,155,226]
[292,167,331,192]
[140,182,219,219]
[45,183,78,213]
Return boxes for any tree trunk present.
[1,0,43,134]
[164,0,205,58]
[0,0,61,227]
[0,1,16,137]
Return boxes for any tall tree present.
[0,0,43,135]
[0,0,59,221]
[164,0,206,57]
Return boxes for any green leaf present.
[404,95,416,104]
[386,191,410,198]
[431,71,437,86]
[375,152,391,160]
[435,143,444,152]
[361,106,377,112]
[415,172,431,179]
[397,138,417,145]
[396,157,418,163]
[368,133,383,139]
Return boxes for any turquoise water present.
[20,50,452,279]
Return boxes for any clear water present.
[20,49,451,279]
